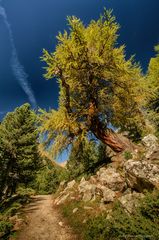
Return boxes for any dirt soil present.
[16,195,77,240]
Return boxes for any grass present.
[58,190,159,240]
[0,190,33,239]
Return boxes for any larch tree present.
[40,10,145,158]
[146,45,159,135]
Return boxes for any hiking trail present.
[16,195,77,240]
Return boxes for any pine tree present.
[40,9,145,158]
[0,103,40,199]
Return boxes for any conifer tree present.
[41,9,145,157]
[146,45,159,135]
[0,103,40,199]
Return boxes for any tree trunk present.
[93,128,126,152]
[91,120,133,153]
[87,101,134,153]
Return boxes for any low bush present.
[17,187,36,196]
[60,190,159,240]
[123,151,133,160]
[0,215,13,238]
[4,203,22,217]
[84,191,159,240]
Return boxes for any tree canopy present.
[40,9,145,158]
[146,45,159,135]
[0,103,40,199]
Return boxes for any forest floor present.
[15,195,77,240]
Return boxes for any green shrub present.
[0,219,13,236]
[138,190,159,223]
[5,203,21,217]
[17,186,36,196]
[84,191,159,240]
[66,141,110,180]
[32,166,62,194]
[123,151,133,160]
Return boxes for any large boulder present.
[142,134,159,159]
[119,192,144,213]
[78,180,96,202]
[124,159,159,192]
[97,167,125,192]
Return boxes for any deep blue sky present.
[0,0,159,117]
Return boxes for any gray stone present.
[142,134,159,159]
[98,167,125,191]
[60,180,66,187]
[101,186,116,203]
[124,159,159,191]
[84,206,93,210]
[83,191,93,202]
[119,192,144,213]
[90,176,97,184]
[67,180,76,189]
[59,221,64,227]
[72,208,78,214]
[80,177,86,183]
[78,181,96,201]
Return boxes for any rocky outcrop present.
[97,167,125,192]
[124,159,159,191]
[142,134,159,159]
[119,192,144,213]
[100,186,116,203]
[54,134,159,214]
[78,179,96,202]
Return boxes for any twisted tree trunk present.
[89,102,133,153]
[93,127,125,152]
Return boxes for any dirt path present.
[16,195,77,240]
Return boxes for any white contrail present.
[0,4,37,108]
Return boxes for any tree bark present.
[93,128,126,152]
[87,100,134,153]
[91,118,133,153]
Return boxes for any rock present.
[59,180,66,187]
[55,193,70,205]
[124,159,159,191]
[83,190,94,202]
[100,186,116,203]
[67,180,76,189]
[119,192,144,213]
[149,149,159,164]
[98,167,125,191]
[59,221,63,227]
[78,181,96,201]
[78,181,96,194]
[72,208,78,214]
[142,134,159,158]
[83,206,93,210]
[80,177,86,183]
[82,219,87,224]
[90,176,97,184]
